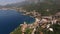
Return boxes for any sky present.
[0,0,25,5]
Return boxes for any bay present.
[0,10,35,34]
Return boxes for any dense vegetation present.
[10,23,60,34]
[10,0,60,34]
[10,26,22,34]
[22,2,60,16]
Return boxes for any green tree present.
[25,28,33,34]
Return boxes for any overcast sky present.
[0,0,25,5]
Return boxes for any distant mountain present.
[4,1,34,8]
[3,0,60,8]
[0,5,4,8]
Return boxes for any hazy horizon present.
[0,0,59,6]
[0,0,25,5]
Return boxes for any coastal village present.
[9,8,60,34]
[0,0,60,34]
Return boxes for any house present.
[53,12,60,19]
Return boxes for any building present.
[54,12,60,19]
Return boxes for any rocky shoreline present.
[10,9,60,34]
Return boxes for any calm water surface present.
[0,10,35,34]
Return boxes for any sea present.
[0,10,35,34]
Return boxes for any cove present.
[0,10,35,34]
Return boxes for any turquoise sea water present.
[0,10,35,34]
